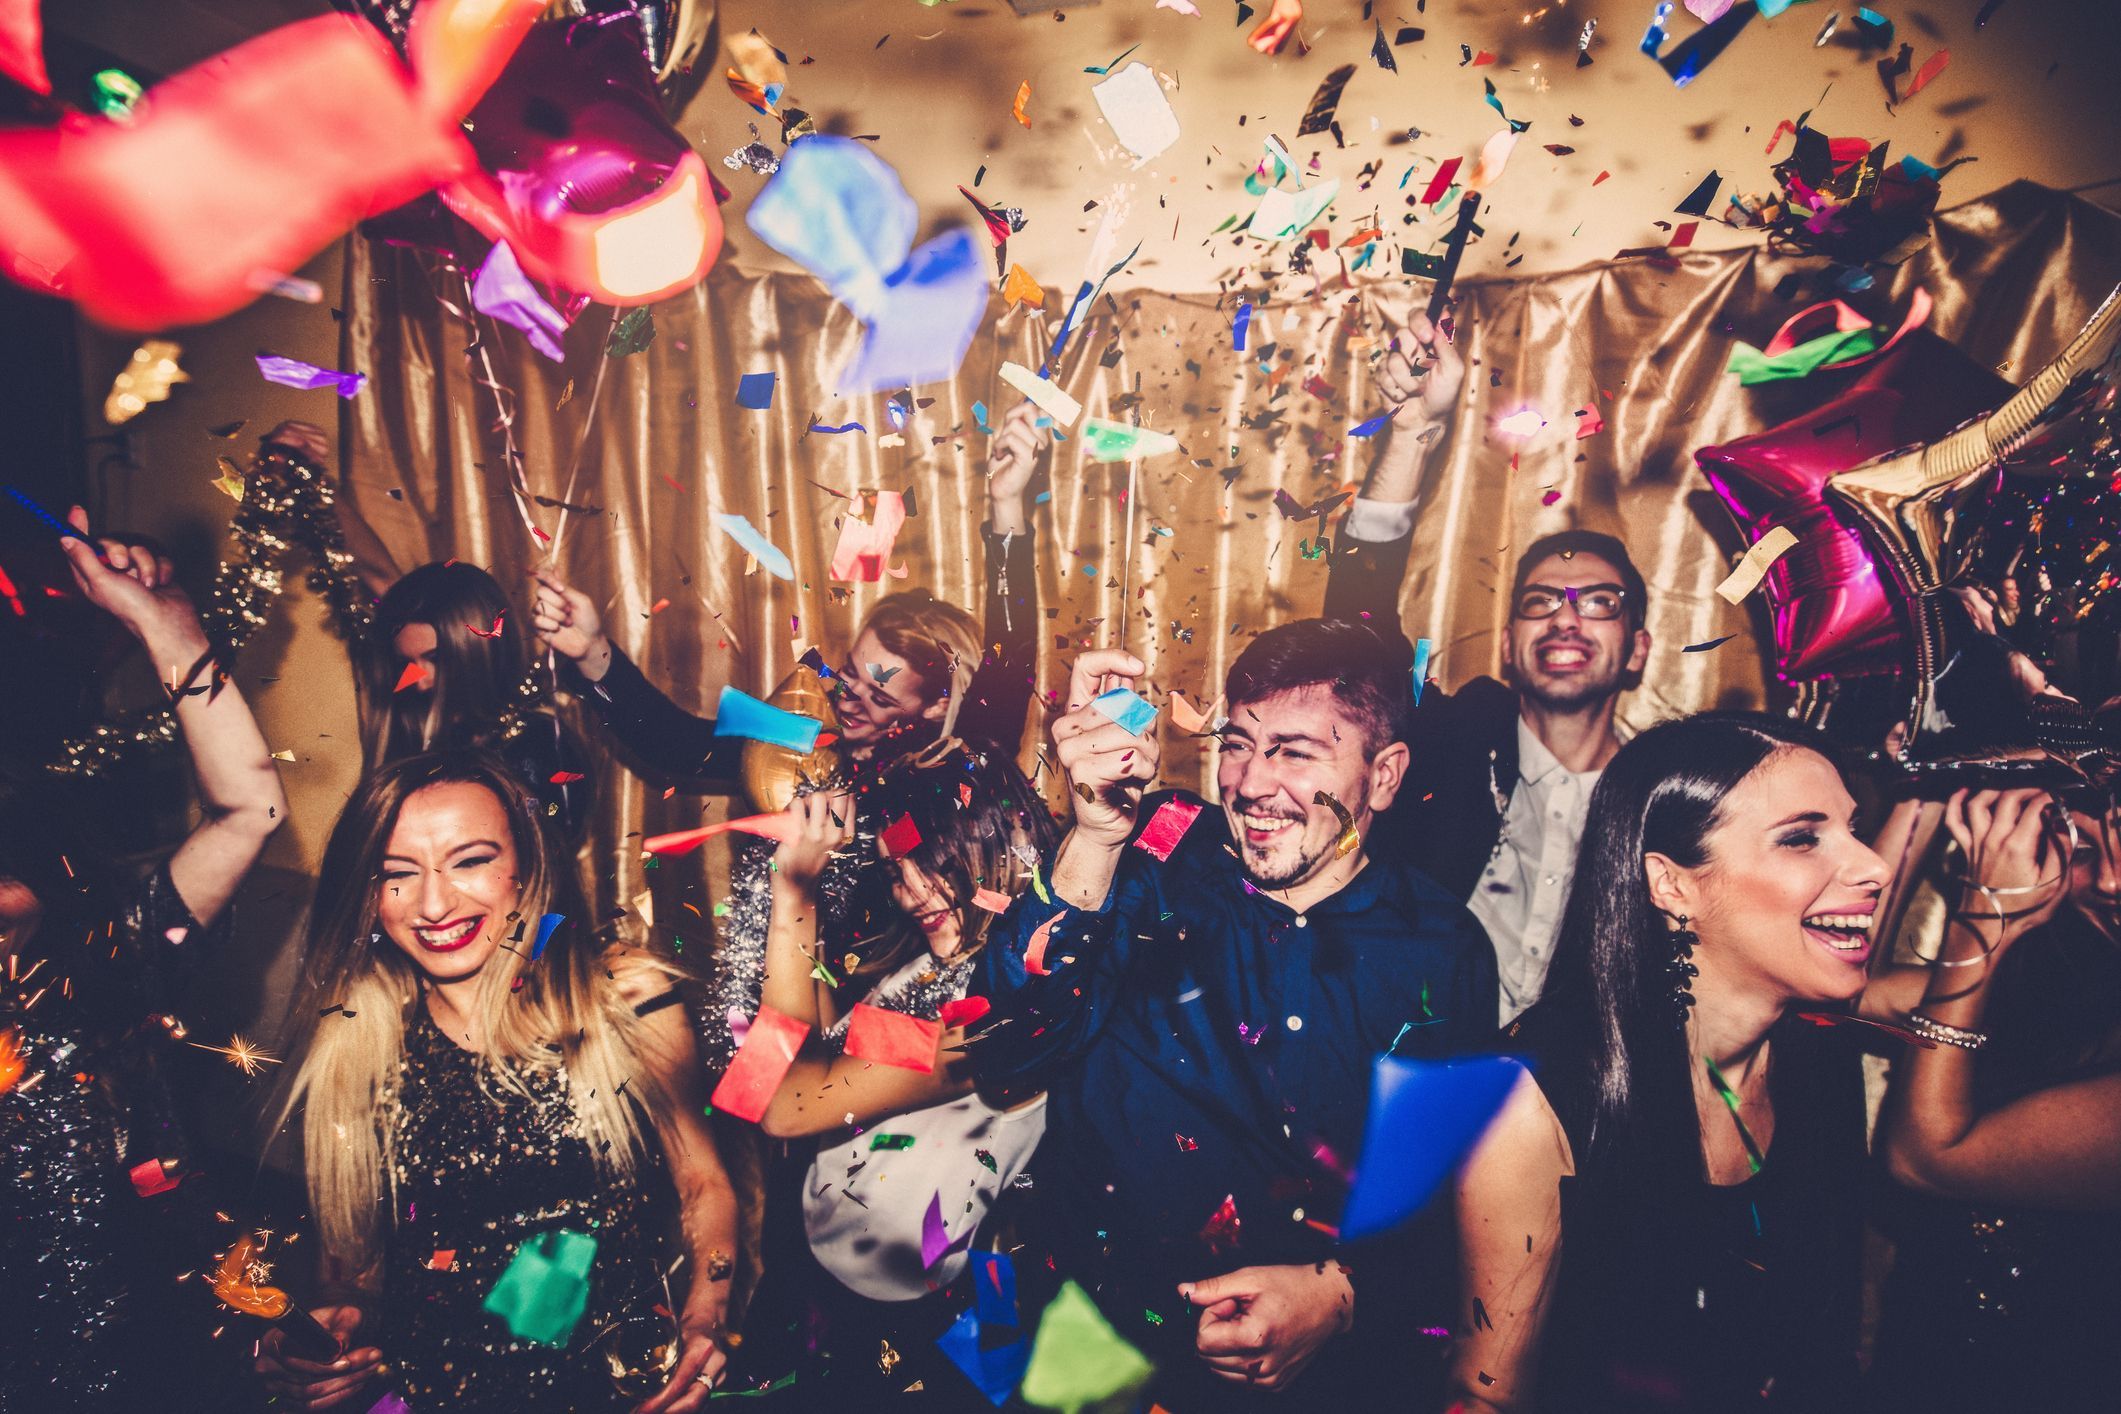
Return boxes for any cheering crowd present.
[4,313,2118,1414]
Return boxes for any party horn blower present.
[212,1234,342,1360]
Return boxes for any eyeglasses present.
[1513,584,1629,621]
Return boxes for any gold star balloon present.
[1828,282,2121,743]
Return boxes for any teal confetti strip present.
[1411,638,1434,704]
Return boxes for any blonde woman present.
[257,752,738,1413]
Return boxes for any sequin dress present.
[378,1004,677,1413]
[0,862,215,1413]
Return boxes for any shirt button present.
[1286,1015,1304,1032]
[1543,875,1557,886]
[1294,915,1308,928]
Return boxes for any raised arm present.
[1445,1070,1569,1413]
[263,421,399,599]
[959,400,1045,753]
[530,569,740,789]
[1322,311,1464,632]
[1881,789,2121,1211]
[61,509,285,927]
[620,963,741,1410]
[759,792,855,1030]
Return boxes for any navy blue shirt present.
[969,791,1498,1401]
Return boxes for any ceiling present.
[38,1,2121,294]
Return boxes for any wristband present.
[1905,1011,1987,1050]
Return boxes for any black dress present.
[377,1001,681,1413]
[1508,1004,1867,1412]
[1868,916,2121,1411]
[0,863,221,1413]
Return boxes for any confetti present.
[1714,525,1799,605]
[712,685,824,753]
[255,353,365,398]
[735,371,776,409]
[1091,62,1181,165]
[844,1004,942,1072]
[1091,687,1159,736]
[711,512,795,579]
[1135,797,1204,862]
[482,1230,598,1346]
[103,340,189,425]
[997,361,1082,426]
[708,1005,811,1123]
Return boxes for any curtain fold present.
[339,180,2121,912]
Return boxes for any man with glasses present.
[1324,314,1651,1021]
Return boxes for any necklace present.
[1702,1056,1765,1177]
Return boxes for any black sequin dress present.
[377,1004,678,1413]
[0,862,218,1413]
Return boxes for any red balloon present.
[0,16,469,330]
[1696,331,2013,682]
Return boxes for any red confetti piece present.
[1022,913,1061,977]
[1419,156,1463,205]
[879,813,922,858]
[393,660,431,693]
[940,996,991,1031]
[1593,170,1611,186]
[644,812,802,856]
[708,1005,811,1123]
[1134,798,1205,862]
[1902,48,1949,102]
[129,1158,180,1197]
[1668,221,1698,248]
[427,1249,457,1272]
[844,1004,943,1072]
[548,770,585,784]
[1471,50,1497,66]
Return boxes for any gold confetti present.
[1714,526,1799,605]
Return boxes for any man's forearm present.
[1049,829,1125,911]
[1356,420,1445,508]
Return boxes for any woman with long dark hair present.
[745,751,1057,1401]
[254,752,737,1413]
[360,561,591,833]
[1447,715,1890,1412]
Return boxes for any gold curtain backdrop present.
[338,181,2121,915]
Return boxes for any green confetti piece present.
[92,69,144,119]
[607,307,657,358]
[481,1229,597,1347]
[870,1133,916,1151]
[1030,857,1052,906]
[1021,1282,1154,1411]
[1725,326,1882,386]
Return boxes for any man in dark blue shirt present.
[969,618,1498,1409]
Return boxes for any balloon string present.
[545,307,619,564]
[441,265,541,546]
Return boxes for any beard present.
[1239,831,1333,890]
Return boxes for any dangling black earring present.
[1666,914,1699,1025]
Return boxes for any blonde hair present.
[858,591,983,743]
[274,751,668,1276]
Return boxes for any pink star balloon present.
[1696,326,2012,682]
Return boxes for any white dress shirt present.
[1468,719,1604,1025]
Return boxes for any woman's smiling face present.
[375,780,521,986]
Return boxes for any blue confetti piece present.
[810,420,867,434]
[1232,301,1253,353]
[531,913,565,961]
[1350,406,1402,438]
[972,400,992,434]
[936,1307,1028,1407]
[1091,686,1159,737]
[713,686,824,752]
[1411,637,1433,704]
[886,397,909,431]
[1341,1056,1523,1241]
[711,514,795,579]
[736,371,776,409]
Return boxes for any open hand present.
[1182,1262,1353,1392]
[1052,650,1160,847]
[254,1304,384,1411]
